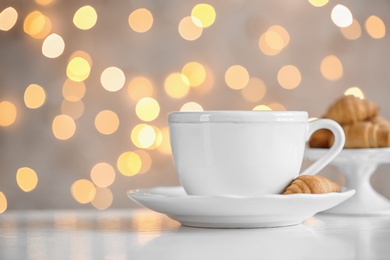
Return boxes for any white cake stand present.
[305,148,390,215]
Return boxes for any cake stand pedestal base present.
[305,148,390,215]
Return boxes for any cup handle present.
[300,119,345,176]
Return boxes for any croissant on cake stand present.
[325,95,379,124]
[342,121,390,148]
[309,95,390,149]
[310,121,390,149]
[306,94,390,214]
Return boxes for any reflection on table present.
[0,209,390,260]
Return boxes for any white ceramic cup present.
[168,111,345,196]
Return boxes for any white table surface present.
[0,209,389,260]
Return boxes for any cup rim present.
[168,110,308,123]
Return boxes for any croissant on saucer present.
[283,175,341,194]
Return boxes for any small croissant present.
[283,175,341,194]
[325,95,379,124]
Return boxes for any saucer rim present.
[127,186,356,228]
[127,186,355,199]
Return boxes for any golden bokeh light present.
[265,30,283,50]
[340,18,361,40]
[180,102,204,111]
[259,33,279,56]
[131,124,162,149]
[277,65,301,89]
[270,25,290,46]
[62,79,86,102]
[73,5,97,30]
[148,126,163,150]
[23,10,52,39]
[178,16,203,41]
[344,87,365,99]
[0,7,18,31]
[34,15,52,40]
[71,179,96,204]
[241,77,266,102]
[182,62,207,87]
[320,55,343,81]
[127,76,154,102]
[191,3,216,28]
[23,10,42,35]
[52,114,76,140]
[190,66,214,95]
[365,15,386,39]
[66,56,91,82]
[225,65,250,90]
[94,110,120,135]
[70,50,93,66]
[91,187,113,210]
[253,105,272,110]
[139,125,156,148]
[0,100,17,127]
[259,25,289,56]
[331,4,353,28]
[135,150,152,174]
[308,0,328,7]
[128,8,153,33]
[90,162,116,188]
[157,126,172,155]
[42,33,65,58]
[24,84,46,109]
[117,151,142,176]
[135,97,160,122]
[268,102,286,111]
[0,192,7,214]
[61,100,85,120]
[164,72,190,98]
[131,124,147,148]
[35,0,54,5]
[101,67,126,92]
[16,167,38,192]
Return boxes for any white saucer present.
[127,186,355,228]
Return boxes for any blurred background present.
[0,0,389,211]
